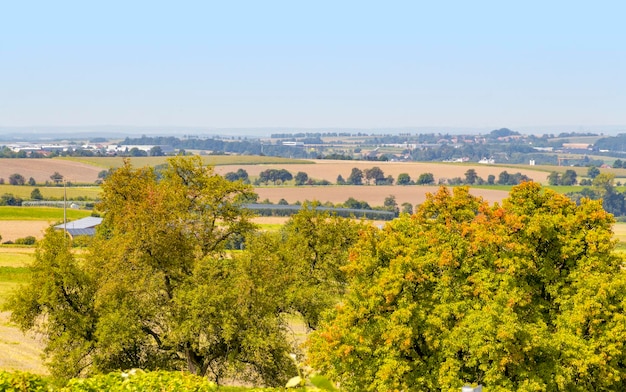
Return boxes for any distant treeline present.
[271,132,357,138]
[121,136,309,158]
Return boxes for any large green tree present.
[6,157,296,385]
[277,204,368,329]
[308,183,626,391]
[6,227,97,378]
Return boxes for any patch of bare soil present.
[0,221,51,242]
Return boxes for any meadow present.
[0,185,101,200]
[0,207,91,221]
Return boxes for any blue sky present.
[1,1,625,132]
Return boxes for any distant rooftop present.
[54,216,103,237]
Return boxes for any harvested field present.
[0,312,46,374]
[0,221,51,242]
[214,159,550,185]
[65,155,310,168]
[255,185,510,207]
[0,247,45,374]
[0,158,550,187]
[0,158,101,184]
[251,216,290,225]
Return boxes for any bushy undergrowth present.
[0,370,301,392]
[60,369,217,391]
[0,371,49,392]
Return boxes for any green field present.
[0,267,29,305]
[0,249,33,305]
[0,249,34,267]
[256,223,284,231]
[63,155,313,169]
[0,206,92,221]
[0,185,101,200]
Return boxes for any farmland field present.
[0,247,46,374]
[0,184,101,200]
[255,185,510,207]
[0,158,102,184]
[2,156,625,189]
[63,155,312,169]
[214,159,551,185]
[0,206,91,221]
[0,207,92,241]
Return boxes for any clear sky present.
[1,0,625,132]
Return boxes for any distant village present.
[2,128,626,167]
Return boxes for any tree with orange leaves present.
[308,183,626,391]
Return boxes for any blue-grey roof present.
[54,216,102,230]
[54,217,103,236]
[64,228,97,236]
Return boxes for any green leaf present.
[285,376,302,388]
[310,374,338,391]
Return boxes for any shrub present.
[30,188,44,200]
[61,369,218,391]
[0,371,49,391]
[0,194,23,206]
[14,236,36,245]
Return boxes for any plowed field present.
[0,159,101,183]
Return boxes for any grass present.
[530,164,626,179]
[0,247,33,305]
[0,267,29,294]
[0,266,29,306]
[0,249,34,268]
[62,156,313,169]
[256,223,284,232]
[0,247,34,304]
[542,185,583,194]
[0,185,101,200]
[0,206,92,221]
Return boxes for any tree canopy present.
[308,183,626,391]
[7,157,295,385]
[5,157,368,386]
[347,167,363,185]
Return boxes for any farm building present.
[54,216,102,237]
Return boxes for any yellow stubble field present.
[254,185,509,207]
[213,159,549,185]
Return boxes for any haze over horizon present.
[2,1,625,134]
